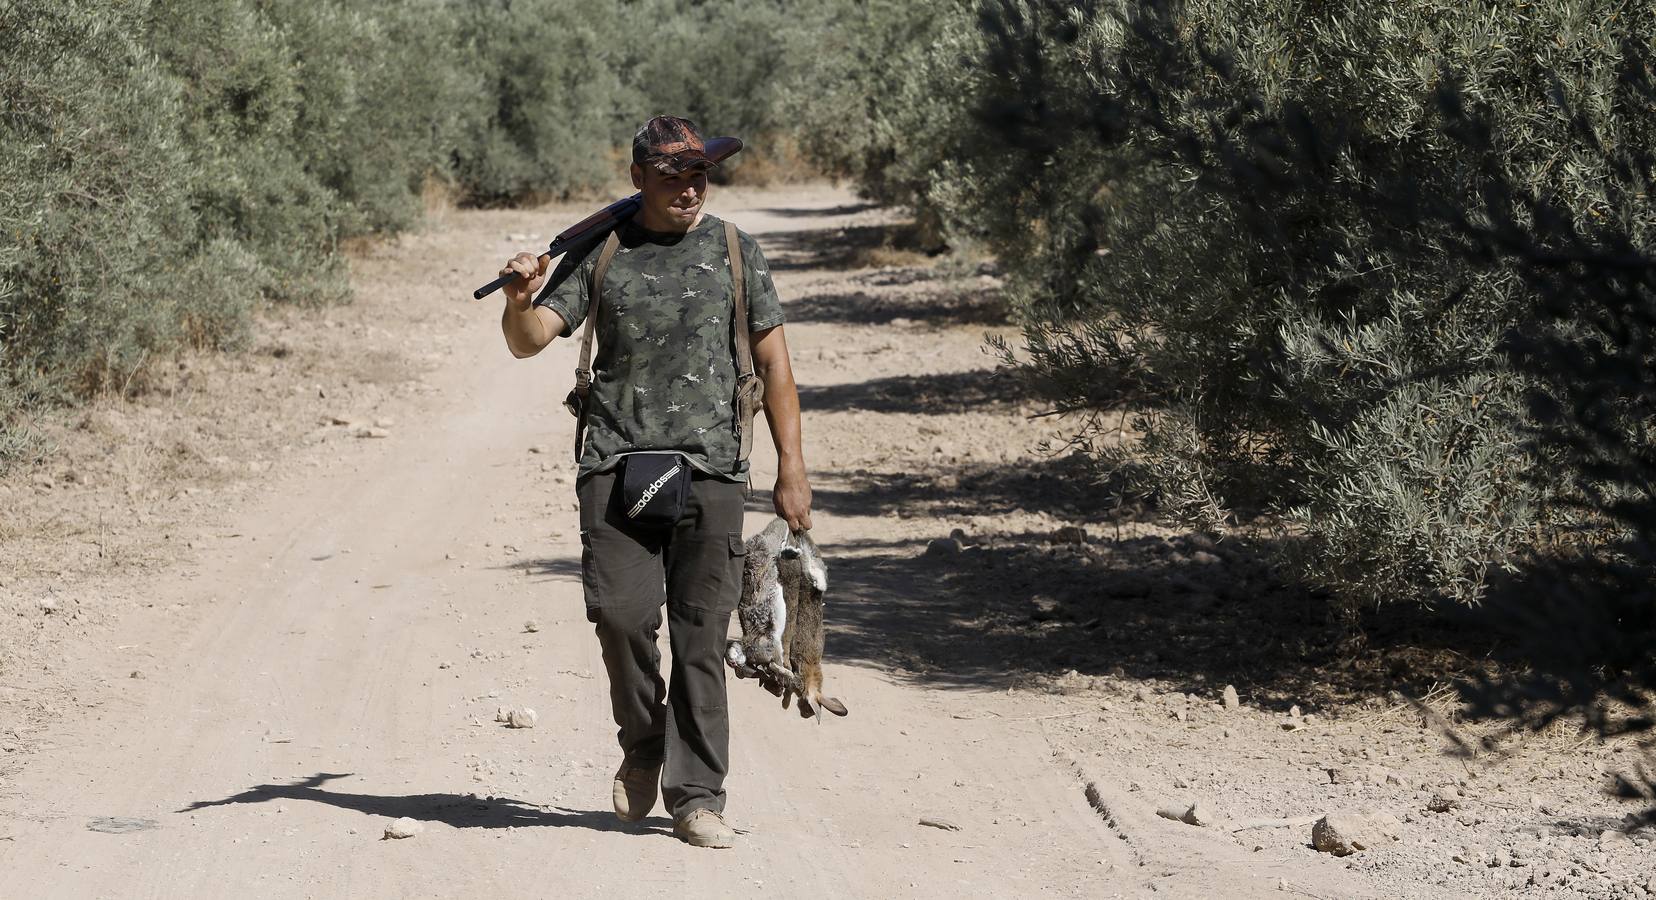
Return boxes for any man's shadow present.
[180,772,674,837]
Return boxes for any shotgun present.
[471,137,743,301]
[471,194,637,301]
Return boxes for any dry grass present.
[852,245,935,269]
[1353,681,1649,761]
[713,132,826,188]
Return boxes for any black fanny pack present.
[618,452,691,526]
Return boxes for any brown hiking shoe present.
[611,758,661,823]
[673,808,735,848]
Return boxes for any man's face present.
[632,163,709,230]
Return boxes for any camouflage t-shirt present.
[535,213,784,481]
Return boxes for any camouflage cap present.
[632,115,743,175]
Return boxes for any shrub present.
[143,0,343,304]
[2,0,485,461]
[811,0,1656,609]
[452,0,638,205]
[265,0,483,237]
[1,0,208,417]
[617,0,841,184]
[784,0,976,236]
[1457,46,1656,756]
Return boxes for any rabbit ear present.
[820,696,849,717]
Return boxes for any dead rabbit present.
[725,518,849,718]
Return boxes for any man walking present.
[496,116,812,848]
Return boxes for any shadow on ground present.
[504,556,582,582]
[763,222,940,271]
[496,473,1499,718]
[779,453,1509,712]
[798,369,1017,416]
[753,202,883,219]
[819,526,1505,711]
[810,456,1119,521]
[786,281,1009,327]
[179,773,675,836]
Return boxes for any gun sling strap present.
[570,220,759,470]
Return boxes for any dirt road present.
[1,187,1647,900]
[0,188,1130,899]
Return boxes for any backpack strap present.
[725,220,754,380]
[571,231,622,460]
[574,232,622,397]
[725,220,764,473]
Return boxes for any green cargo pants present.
[577,469,745,819]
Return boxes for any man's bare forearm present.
[502,303,559,358]
[749,325,811,530]
[759,361,804,470]
[751,327,807,475]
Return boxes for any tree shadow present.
[798,369,1016,415]
[789,453,1508,710]
[810,455,1129,522]
[179,772,675,836]
[819,528,1508,710]
[752,202,884,219]
[762,222,937,271]
[786,284,1009,327]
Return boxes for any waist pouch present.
[618,452,691,526]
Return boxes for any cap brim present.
[650,154,716,175]
[646,136,743,174]
[704,136,742,163]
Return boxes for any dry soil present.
[0,185,1651,899]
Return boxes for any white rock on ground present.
[1156,800,1222,827]
[1222,684,1240,711]
[383,817,424,840]
[507,707,538,728]
[1312,810,1402,856]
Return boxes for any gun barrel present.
[471,194,643,301]
[473,269,529,301]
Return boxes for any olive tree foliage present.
[0,0,479,437]
[0,0,216,441]
[616,0,817,181]
[808,0,1656,610]
[453,0,638,206]
[783,0,978,235]
[144,0,348,306]
[282,0,484,236]
[1458,44,1656,759]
